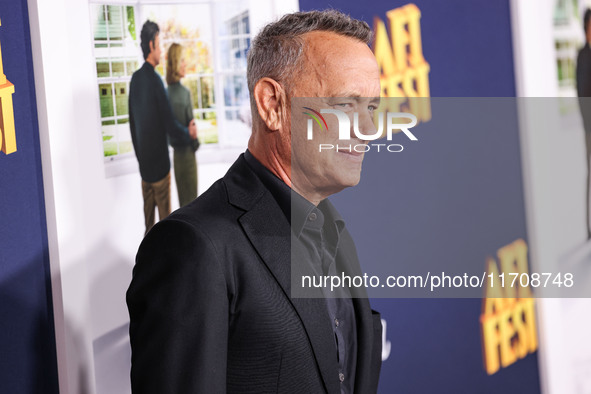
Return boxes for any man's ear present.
[253,78,287,131]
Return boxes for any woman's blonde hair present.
[166,43,183,85]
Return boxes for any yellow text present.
[480,239,538,375]
[373,4,431,122]
[0,19,16,155]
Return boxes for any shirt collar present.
[291,192,345,238]
[243,149,345,237]
[244,149,291,219]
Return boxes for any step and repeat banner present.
[297,0,542,392]
[0,0,59,393]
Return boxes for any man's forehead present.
[301,32,375,72]
[297,32,379,96]
[302,31,366,54]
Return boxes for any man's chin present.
[338,171,362,189]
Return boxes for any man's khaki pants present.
[142,172,171,235]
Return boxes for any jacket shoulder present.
[162,176,245,244]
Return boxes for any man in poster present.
[128,21,197,235]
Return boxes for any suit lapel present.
[225,156,341,394]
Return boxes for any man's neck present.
[146,57,157,68]
[248,140,291,187]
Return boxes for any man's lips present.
[336,147,365,162]
[337,148,363,155]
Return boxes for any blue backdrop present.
[299,0,539,393]
[0,0,59,393]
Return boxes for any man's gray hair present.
[247,10,372,100]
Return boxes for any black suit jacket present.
[126,154,382,393]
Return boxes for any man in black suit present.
[129,21,197,235]
[127,10,382,393]
[577,9,591,239]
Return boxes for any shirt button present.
[339,373,345,382]
[334,318,340,327]
[308,212,317,221]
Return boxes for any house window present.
[142,4,220,144]
[556,40,578,88]
[90,4,138,158]
[90,1,252,165]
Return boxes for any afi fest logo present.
[303,106,418,153]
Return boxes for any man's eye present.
[334,103,353,109]
[368,105,377,112]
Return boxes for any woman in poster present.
[166,43,200,207]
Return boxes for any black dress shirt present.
[244,150,357,394]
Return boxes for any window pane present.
[195,41,213,73]
[115,82,128,116]
[219,40,231,69]
[96,61,110,77]
[217,6,249,36]
[103,142,118,157]
[225,109,237,120]
[223,74,248,107]
[243,15,249,34]
[181,41,213,75]
[126,60,138,76]
[126,6,136,40]
[91,5,107,41]
[182,78,199,109]
[225,108,251,125]
[107,6,124,40]
[99,84,114,118]
[195,111,218,144]
[567,58,574,81]
[119,141,133,155]
[200,76,215,109]
[102,126,117,157]
[219,37,249,70]
[112,61,125,77]
[224,108,250,146]
[239,38,249,65]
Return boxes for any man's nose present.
[350,109,378,140]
